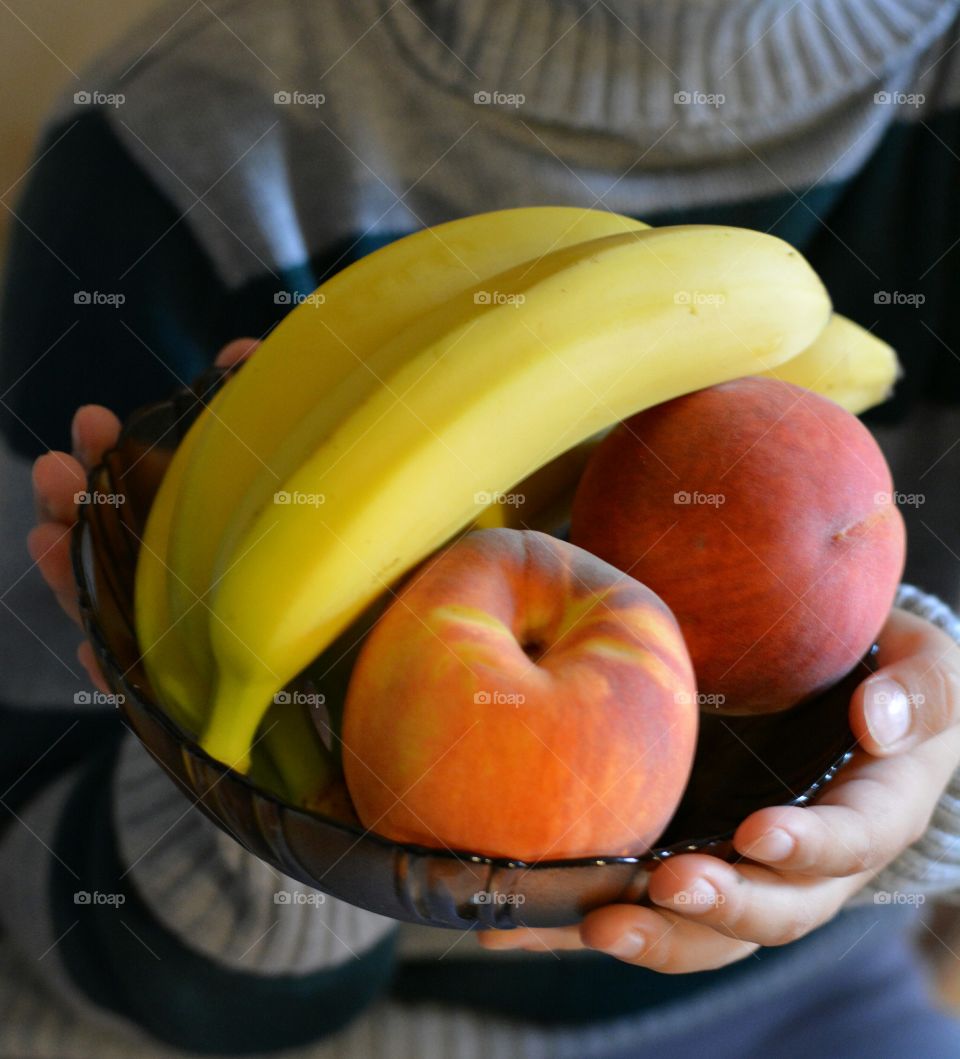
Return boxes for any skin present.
[29,338,960,972]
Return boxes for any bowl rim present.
[69,387,857,873]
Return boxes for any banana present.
[155,208,650,704]
[133,403,336,796]
[200,224,832,769]
[759,313,899,413]
[476,314,899,533]
[134,421,210,729]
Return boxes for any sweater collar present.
[382,0,958,143]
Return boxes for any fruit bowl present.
[72,369,877,929]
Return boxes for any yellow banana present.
[759,312,899,413]
[156,208,649,702]
[132,400,335,796]
[134,421,210,730]
[477,314,899,533]
[201,224,832,769]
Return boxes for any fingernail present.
[605,929,646,959]
[672,877,718,914]
[748,827,795,863]
[865,677,911,747]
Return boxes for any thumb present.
[850,607,960,755]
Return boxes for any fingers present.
[580,903,758,972]
[478,924,583,952]
[70,405,122,469]
[646,853,864,947]
[851,607,960,753]
[479,903,759,972]
[32,451,85,523]
[27,522,81,624]
[214,337,260,368]
[734,731,960,878]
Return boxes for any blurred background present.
[0,0,165,263]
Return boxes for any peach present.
[570,377,906,714]
[342,528,698,861]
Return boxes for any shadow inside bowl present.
[72,369,876,929]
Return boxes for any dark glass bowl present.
[72,369,876,929]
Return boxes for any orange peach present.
[342,528,698,861]
[571,377,906,714]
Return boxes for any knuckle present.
[921,658,960,731]
[639,931,673,970]
[767,907,819,946]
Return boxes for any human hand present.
[479,606,960,971]
[27,338,259,691]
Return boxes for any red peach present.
[570,377,906,714]
[342,528,698,861]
